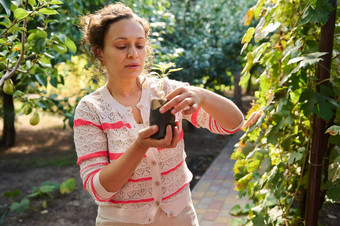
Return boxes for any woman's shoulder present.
[75,86,107,112]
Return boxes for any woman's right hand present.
[135,123,179,150]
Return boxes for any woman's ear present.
[94,47,105,65]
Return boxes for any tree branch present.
[0,1,28,87]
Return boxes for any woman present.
[74,3,244,225]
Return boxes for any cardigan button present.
[151,161,157,166]
[155,181,160,186]
[169,212,174,217]
[155,201,160,206]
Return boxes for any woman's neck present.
[106,77,141,100]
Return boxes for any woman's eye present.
[117,46,126,50]
[136,45,145,49]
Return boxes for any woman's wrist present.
[133,139,149,154]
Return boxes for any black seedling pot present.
[149,98,176,139]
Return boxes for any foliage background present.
[231,0,340,224]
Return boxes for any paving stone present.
[192,132,247,225]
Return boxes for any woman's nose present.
[127,46,138,59]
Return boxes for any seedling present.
[149,63,182,139]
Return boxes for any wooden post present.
[305,0,337,225]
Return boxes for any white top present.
[73,76,243,224]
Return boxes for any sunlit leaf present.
[38,8,59,15]
[28,0,36,7]
[288,52,327,74]
[14,8,28,20]
[243,7,254,26]
[242,27,255,44]
[65,37,77,53]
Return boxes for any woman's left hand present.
[159,86,204,115]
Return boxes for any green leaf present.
[288,52,327,74]
[53,43,67,54]
[3,189,20,198]
[0,0,11,15]
[60,178,76,194]
[39,184,58,193]
[299,88,317,116]
[326,125,340,136]
[315,93,335,121]
[14,8,28,20]
[27,30,48,42]
[34,38,46,52]
[326,181,340,201]
[230,204,242,216]
[252,212,266,225]
[65,37,77,53]
[10,198,30,213]
[13,90,25,98]
[35,74,48,87]
[328,156,340,182]
[49,0,63,4]
[28,0,36,7]
[242,27,255,44]
[288,151,304,165]
[38,8,59,15]
[38,56,52,68]
[301,0,334,25]
[231,217,248,226]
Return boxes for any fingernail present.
[171,109,176,114]
[159,108,164,113]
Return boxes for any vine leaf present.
[301,0,334,25]
[242,27,255,44]
[326,125,340,136]
[328,156,340,182]
[288,52,327,74]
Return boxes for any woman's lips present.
[125,63,140,69]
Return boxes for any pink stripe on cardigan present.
[74,119,131,130]
[77,151,108,165]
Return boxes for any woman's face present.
[98,18,147,81]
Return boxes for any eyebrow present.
[113,37,145,41]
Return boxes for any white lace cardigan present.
[73,76,243,224]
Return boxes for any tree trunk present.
[305,0,337,225]
[0,92,16,150]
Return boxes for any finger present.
[160,95,185,114]
[162,125,173,146]
[171,98,194,114]
[139,125,158,138]
[165,87,184,101]
[169,126,179,148]
[182,103,199,115]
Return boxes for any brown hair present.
[80,3,153,71]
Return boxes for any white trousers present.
[96,202,199,226]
